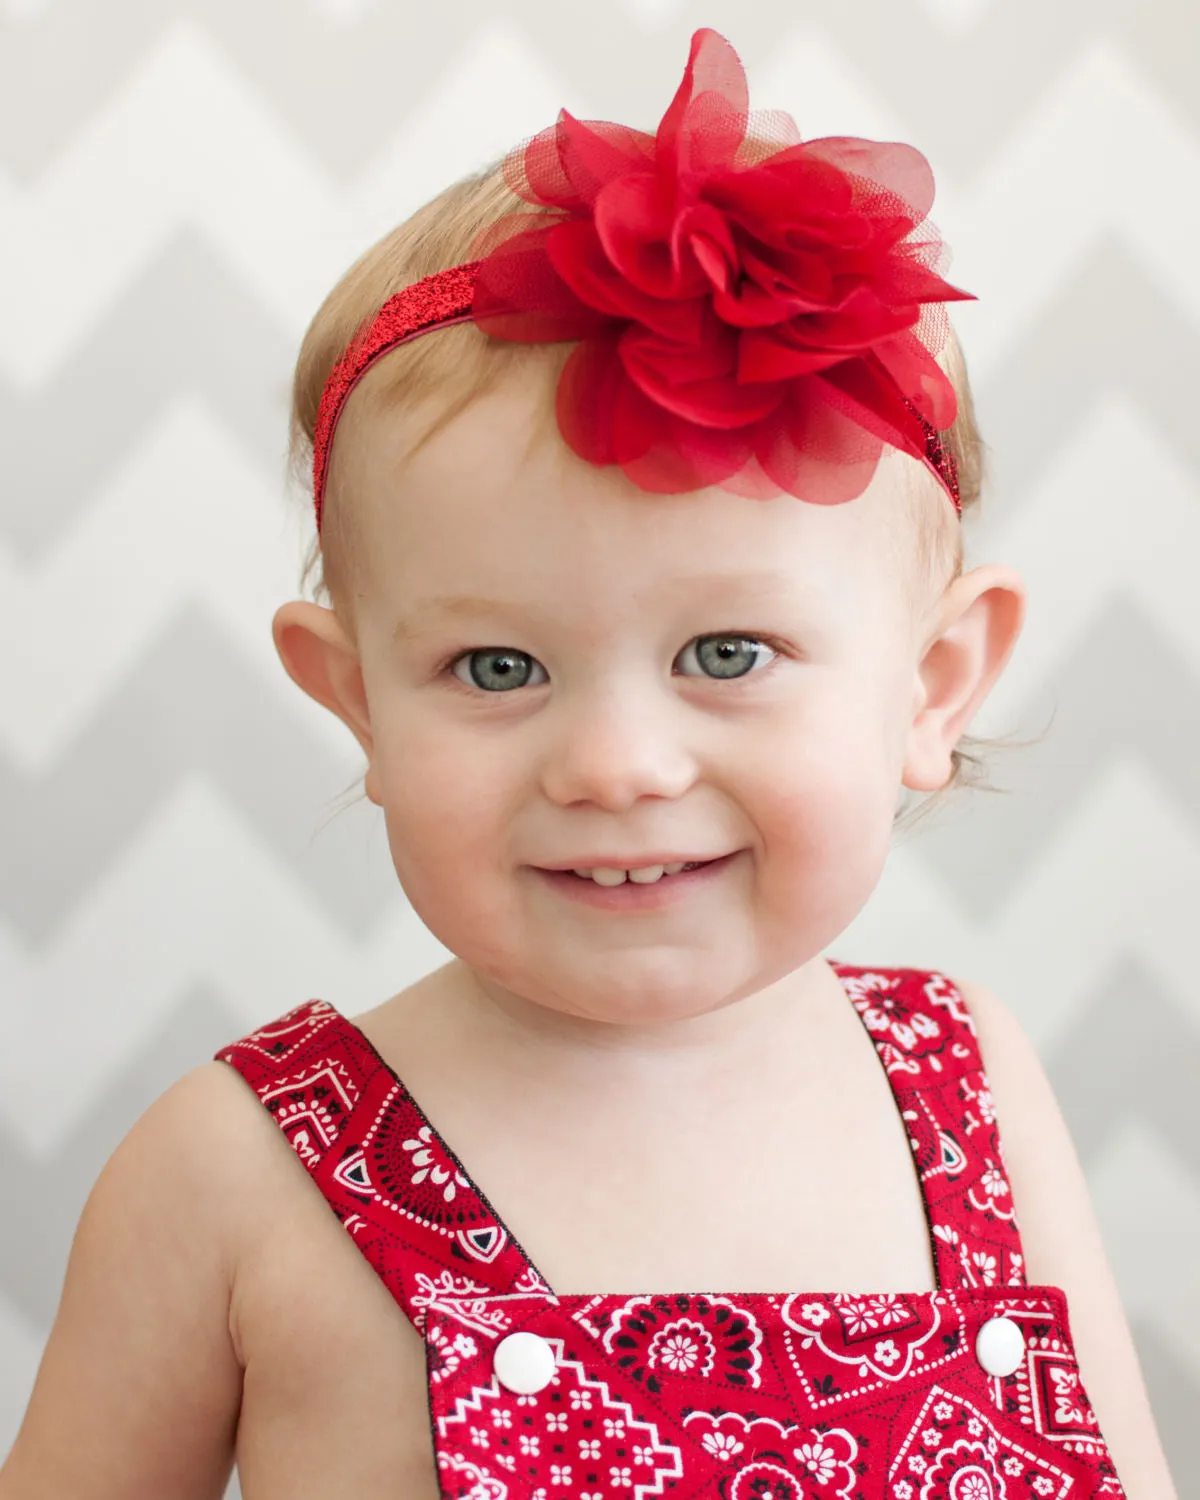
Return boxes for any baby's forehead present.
[348,373,950,624]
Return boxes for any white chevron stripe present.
[755,27,907,143]
[355,20,596,256]
[1089,1118,1200,1382]
[614,0,691,29]
[309,0,381,20]
[913,0,996,32]
[838,757,1200,1050]
[969,394,1200,741]
[941,39,1200,375]
[1,0,54,20]
[0,399,346,771]
[0,778,453,1153]
[0,19,586,384]
[2,31,1198,384]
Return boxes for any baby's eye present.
[676,634,777,680]
[451,648,549,692]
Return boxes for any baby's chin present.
[472,944,800,1036]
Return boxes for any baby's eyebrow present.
[389,572,814,645]
[390,594,538,645]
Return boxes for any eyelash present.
[438,633,790,695]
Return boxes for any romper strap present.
[829,962,1028,1291]
[216,1000,554,1336]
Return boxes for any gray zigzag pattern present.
[1048,956,1200,1178]
[1,237,293,556]
[0,609,381,941]
[973,241,1200,505]
[1,1,1198,177]
[7,241,1199,551]
[2,601,1196,937]
[1047,958,1200,1473]
[916,597,1200,918]
[1129,1325,1200,1482]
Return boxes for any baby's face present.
[343,372,943,1028]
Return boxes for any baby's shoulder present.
[0,1062,262,1495]
[76,1055,326,1319]
[99,1059,297,1273]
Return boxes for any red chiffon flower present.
[471,28,974,506]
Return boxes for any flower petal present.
[513,112,655,212]
[621,324,782,428]
[754,377,886,505]
[555,333,631,465]
[473,220,605,341]
[548,219,706,341]
[656,28,749,180]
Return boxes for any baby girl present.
[0,27,1176,1500]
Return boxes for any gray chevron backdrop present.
[1,0,1198,1494]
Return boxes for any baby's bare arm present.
[0,1063,252,1500]
[957,976,1178,1500]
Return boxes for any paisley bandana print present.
[216,963,1126,1498]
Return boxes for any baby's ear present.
[901,563,1026,792]
[272,601,379,802]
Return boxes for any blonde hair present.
[287,160,1027,831]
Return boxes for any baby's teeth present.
[662,862,686,875]
[628,865,665,883]
[590,867,627,886]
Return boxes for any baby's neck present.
[419,954,842,1085]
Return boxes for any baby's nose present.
[536,691,698,811]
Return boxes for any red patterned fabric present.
[215,964,1125,1499]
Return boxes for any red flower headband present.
[312,28,974,534]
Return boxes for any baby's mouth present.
[561,857,722,887]
[573,864,702,882]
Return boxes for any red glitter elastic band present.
[311,260,961,534]
[311,260,481,534]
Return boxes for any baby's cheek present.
[745,730,896,937]
[374,732,501,901]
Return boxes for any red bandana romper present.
[215,963,1127,1499]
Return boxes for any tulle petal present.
[555,333,630,465]
[618,401,756,494]
[756,379,886,505]
[547,219,705,341]
[620,323,783,428]
[656,28,749,180]
[512,115,656,211]
[472,222,604,341]
[803,137,937,223]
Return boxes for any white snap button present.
[975,1315,1025,1377]
[493,1331,556,1394]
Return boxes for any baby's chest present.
[217,976,1123,1500]
[459,1103,940,1295]
[226,1108,936,1500]
[230,1217,1110,1500]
